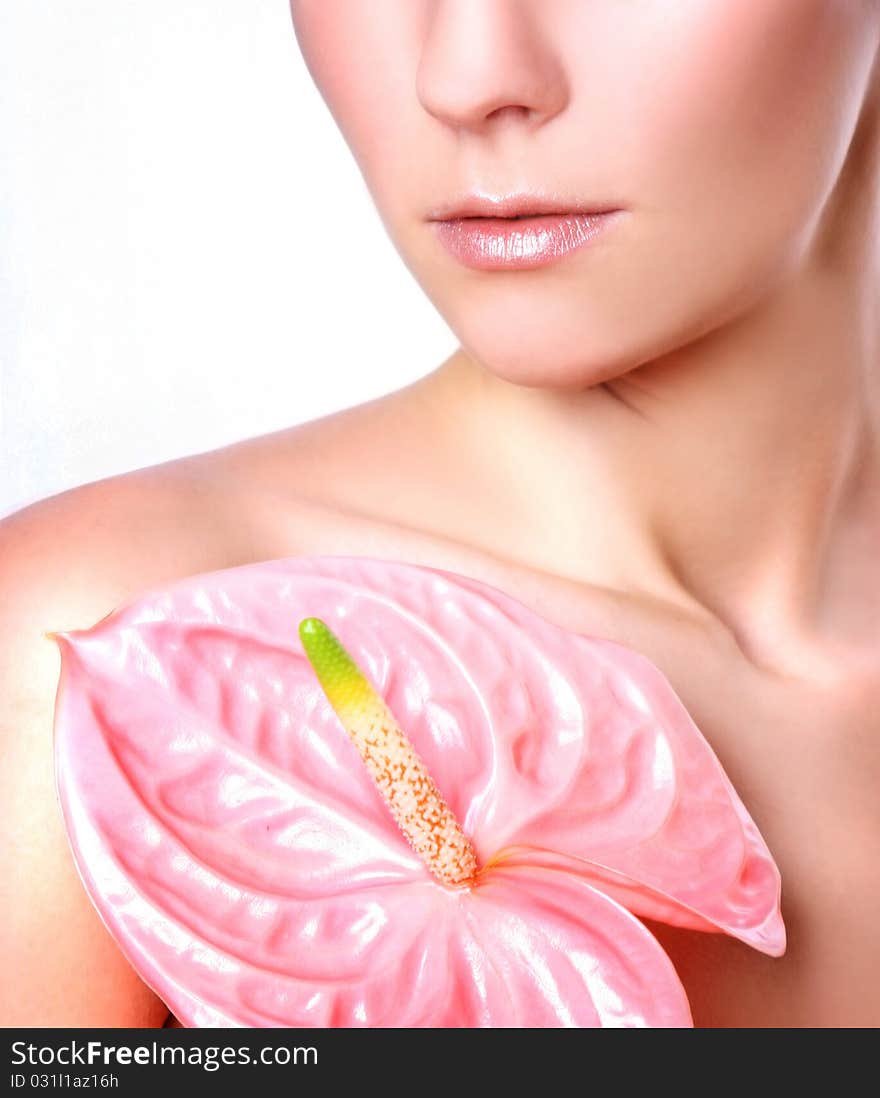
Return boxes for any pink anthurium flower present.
[48,555,784,1027]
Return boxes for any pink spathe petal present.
[59,748,693,1027]
[54,629,427,898]
[464,864,693,1027]
[51,553,785,1027]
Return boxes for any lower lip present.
[431,210,622,270]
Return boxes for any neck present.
[435,110,880,682]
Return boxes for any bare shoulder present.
[4,468,211,600]
[0,460,249,694]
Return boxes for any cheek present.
[616,1,874,277]
[292,1,424,186]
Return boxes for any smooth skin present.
[2,0,879,1026]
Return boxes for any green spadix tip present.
[297,616,366,699]
[298,617,322,638]
[298,616,344,658]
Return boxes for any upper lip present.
[426,193,619,221]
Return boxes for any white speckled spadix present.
[298,616,478,887]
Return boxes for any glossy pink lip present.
[427,195,623,270]
[432,212,620,270]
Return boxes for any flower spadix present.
[298,617,478,887]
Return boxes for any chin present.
[457,324,646,392]
[432,268,673,389]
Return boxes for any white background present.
[1,1,455,519]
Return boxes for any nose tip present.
[416,1,568,134]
